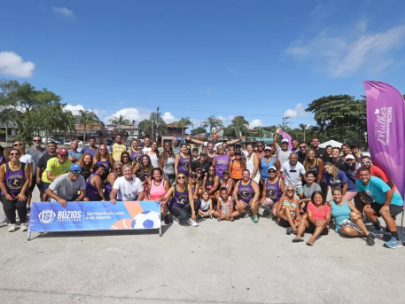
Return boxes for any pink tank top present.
[150,180,167,201]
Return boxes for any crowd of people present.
[0,128,403,248]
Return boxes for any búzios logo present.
[38,209,56,224]
[374,106,392,145]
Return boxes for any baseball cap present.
[264,146,272,150]
[281,139,289,144]
[223,170,230,175]
[235,150,242,155]
[268,166,277,172]
[70,164,82,172]
[58,148,68,155]
[195,167,202,172]
[346,155,355,160]
[192,147,199,151]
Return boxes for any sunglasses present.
[13,144,21,147]
[269,170,276,173]
[9,153,20,156]
[33,139,41,142]
[190,175,197,179]
[300,146,307,149]
[114,167,122,170]
[361,161,371,164]
[286,189,295,192]
[71,170,82,174]
[178,176,186,180]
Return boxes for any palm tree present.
[202,115,223,135]
[76,110,99,143]
[149,111,168,141]
[299,123,310,141]
[109,114,130,133]
[177,117,194,138]
[225,116,249,138]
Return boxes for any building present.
[160,123,189,146]
[0,122,18,142]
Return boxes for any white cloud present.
[283,103,307,118]
[52,7,75,20]
[249,119,263,129]
[65,104,109,117]
[285,22,405,77]
[0,51,35,78]
[104,108,151,125]
[162,112,176,123]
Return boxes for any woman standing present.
[160,142,175,185]
[293,192,330,246]
[261,166,285,214]
[229,151,245,183]
[147,141,160,168]
[105,162,123,199]
[228,146,235,160]
[203,166,220,201]
[304,149,324,184]
[259,146,280,183]
[134,155,153,181]
[121,151,132,167]
[149,168,171,224]
[157,173,200,226]
[212,146,230,182]
[328,188,375,245]
[79,153,94,181]
[276,184,300,234]
[128,139,142,166]
[233,170,260,223]
[246,144,260,184]
[0,149,29,232]
[175,143,190,177]
[85,164,107,201]
[94,144,113,181]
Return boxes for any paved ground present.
[1,188,405,304]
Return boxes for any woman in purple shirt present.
[213,146,230,181]
[175,143,190,177]
[84,164,107,201]
[233,169,260,223]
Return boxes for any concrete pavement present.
[1,188,404,304]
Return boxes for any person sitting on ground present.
[110,164,145,204]
[328,187,375,246]
[276,184,300,235]
[233,169,260,223]
[261,166,285,216]
[84,164,107,201]
[105,162,123,198]
[213,187,239,221]
[218,170,234,198]
[356,166,404,249]
[157,173,200,227]
[203,166,220,201]
[198,191,214,219]
[189,172,201,199]
[148,167,171,224]
[46,164,87,206]
[299,171,322,213]
[78,153,94,181]
[293,191,331,246]
[280,153,306,199]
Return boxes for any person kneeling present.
[293,191,330,246]
[110,164,145,204]
[199,191,214,219]
[213,187,240,221]
[276,185,301,235]
[45,164,87,207]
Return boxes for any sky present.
[1,0,405,130]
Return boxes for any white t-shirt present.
[20,154,33,164]
[276,146,292,166]
[113,176,144,201]
[147,151,159,168]
[142,146,152,154]
[281,161,305,186]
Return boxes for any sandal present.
[293,238,304,243]
[306,241,314,246]
[230,218,234,222]
[286,228,292,235]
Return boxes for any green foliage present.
[224,116,249,138]
[138,119,152,136]
[190,126,206,135]
[177,117,194,137]
[109,114,130,129]
[76,110,99,142]
[202,115,223,134]
[149,112,168,135]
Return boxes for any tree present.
[177,117,194,138]
[149,111,167,141]
[109,114,130,133]
[224,116,249,138]
[76,110,99,143]
[138,119,152,136]
[299,123,310,141]
[190,126,206,135]
[202,115,223,135]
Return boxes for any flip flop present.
[286,227,292,235]
[306,241,314,246]
[293,238,304,243]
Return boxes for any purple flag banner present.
[281,131,293,150]
[363,81,405,201]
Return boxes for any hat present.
[223,170,230,175]
[264,146,272,150]
[268,166,277,172]
[58,148,68,155]
[70,164,82,172]
[235,150,242,155]
[281,139,289,144]
[346,155,355,160]
[195,167,202,172]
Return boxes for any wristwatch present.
[192,211,196,214]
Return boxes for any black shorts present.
[29,182,41,193]
[370,203,403,218]
[306,222,329,235]
[278,218,290,228]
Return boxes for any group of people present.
[0,130,403,248]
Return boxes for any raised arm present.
[273,128,281,149]
[186,135,204,145]
[226,136,245,145]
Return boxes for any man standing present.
[36,142,58,199]
[142,136,152,154]
[41,148,73,201]
[172,137,180,156]
[297,141,307,164]
[46,164,86,206]
[311,138,330,163]
[290,139,300,153]
[274,128,292,166]
[356,167,403,248]
[280,153,306,199]
[330,147,346,171]
[26,136,46,205]
[80,137,98,157]
[191,152,210,178]
[68,140,82,163]
[109,135,127,162]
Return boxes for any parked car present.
[42,138,61,144]
[64,140,83,146]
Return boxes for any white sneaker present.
[187,219,198,227]
[20,223,28,232]
[172,216,180,225]
[8,224,17,232]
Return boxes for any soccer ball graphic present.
[131,211,160,229]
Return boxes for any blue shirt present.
[356,176,403,206]
[68,150,83,161]
[80,146,98,157]
[326,170,350,190]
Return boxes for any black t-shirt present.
[314,148,330,163]
[332,158,346,171]
[191,160,210,178]
[36,152,58,175]
[297,151,306,164]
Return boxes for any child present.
[213,187,240,221]
[198,191,214,218]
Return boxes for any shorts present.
[370,203,403,218]
[295,185,303,195]
[278,218,296,228]
[29,182,41,193]
[306,222,329,235]
[41,182,51,194]
[232,178,241,184]
[339,219,362,234]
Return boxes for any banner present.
[28,201,161,236]
[281,131,293,151]
[363,81,405,200]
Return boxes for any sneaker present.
[243,213,250,218]
[187,219,198,227]
[0,216,8,223]
[252,215,259,223]
[20,223,28,232]
[366,232,375,246]
[8,224,17,232]
[384,237,403,249]
[172,215,180,225]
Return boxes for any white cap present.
[281,139,289,144]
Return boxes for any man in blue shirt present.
[356,166,403,249]
[80,137,98,157]
[68,140,83,163]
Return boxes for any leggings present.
[1,195,27,224]
[169,199,201,220]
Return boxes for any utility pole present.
[155,107,159,142]
[282,117,290,129]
